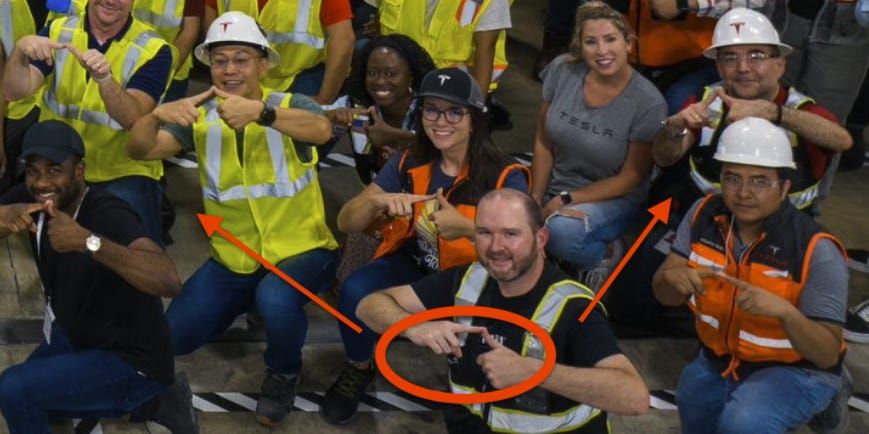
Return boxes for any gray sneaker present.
[145,372,199,434]
[808,366,852,434]
[255,369,298,427]
[583,239,624,293]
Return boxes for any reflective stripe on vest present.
[43,18,159,130]
[266,0,325,49]
[133,0,183,29]
[1,0,15,55]
[200,99,316,202]
[450,263,603,433]
[691,86,819,210]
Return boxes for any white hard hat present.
[703,8,792,59]
[194,11,280,67]
[714,117,796,169]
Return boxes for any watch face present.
[560,192,571,205]
[86,235,101,252]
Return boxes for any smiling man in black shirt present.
[357,188,649,433]
[0,120,192,433]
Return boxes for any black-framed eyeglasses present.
[717,51,777,67]
[720,173,781,193]
[421,106,469,124]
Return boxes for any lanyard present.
[35,187,89,261]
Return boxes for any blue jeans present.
[92,176,163,247]
[0,327,164,434]
[338,251,428,362]
[676,350,840,434]
[166,249,338,376]
[545,197,640,270]
[287,63,325,97]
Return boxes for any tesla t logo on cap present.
[729,21,745,35]
[221,21,233,32]
[438,74,451,86]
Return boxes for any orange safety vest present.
[372,151,529,270]
[627,0,717,68]
[686,194,846,380]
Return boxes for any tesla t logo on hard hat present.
[438,74,451,86]
[730,21,745,35]
[221,21,232,32]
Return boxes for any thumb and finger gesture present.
[0,202,46,233]
[378,192,435,217]
[66,45,111,81]
[18,36,66,66]
[213,87,263,129]
[154,87,215,126]
[430,188,472,240]
[407,321,487,358]
[45,200,89,253]
[677,90,718,130]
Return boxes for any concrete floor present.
[1,0,868,432]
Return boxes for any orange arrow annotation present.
[578,198,672,323]
[197,213,363,334]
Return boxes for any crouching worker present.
[653,117,851,434]
[127,11,339,428]
[357,188,649,433]
[0,120,183,432]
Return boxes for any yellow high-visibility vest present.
[378,0,510,92]
[133,0,191,81]
[41,15,175,182]
[193,89,338,273]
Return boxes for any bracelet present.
[774,105,783,126]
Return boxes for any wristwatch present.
[257,103,276,127]
[85,234,101,255]
[559,191,572,205]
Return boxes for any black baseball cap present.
[417,68,487,112]
[20,120,85,164]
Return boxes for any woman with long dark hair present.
[319,68,529,425]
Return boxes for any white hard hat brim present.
[703,42,793,59]
[194,41,280,68]
[713,154,797,169]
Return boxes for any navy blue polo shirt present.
[33,13,172,104]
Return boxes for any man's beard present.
[483,245,538,283]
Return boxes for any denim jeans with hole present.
[676,350,840,434]
[544,197,641,270]
[166,248,338,376]
[0,327,165,434]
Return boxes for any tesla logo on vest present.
[220,21,233,32]
[730,21,745,35]
[438,74,451,86]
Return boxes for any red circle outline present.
[374,306,556,404]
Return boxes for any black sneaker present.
[844,299,869,344]
[255,369,298,427]
[142,372,199,434]
[808,366,852,434]
[320,362,375,425]
[846,249,869,274]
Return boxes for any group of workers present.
[0,0,864,433]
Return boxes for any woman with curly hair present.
[326,34,436,184]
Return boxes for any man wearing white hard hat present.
[128,11,339,428]
[653,117,850,434]
[652,7,852,216]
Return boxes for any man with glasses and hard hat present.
[652,7,852,217]
[128,11,338,428]
[653,117,851,434]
